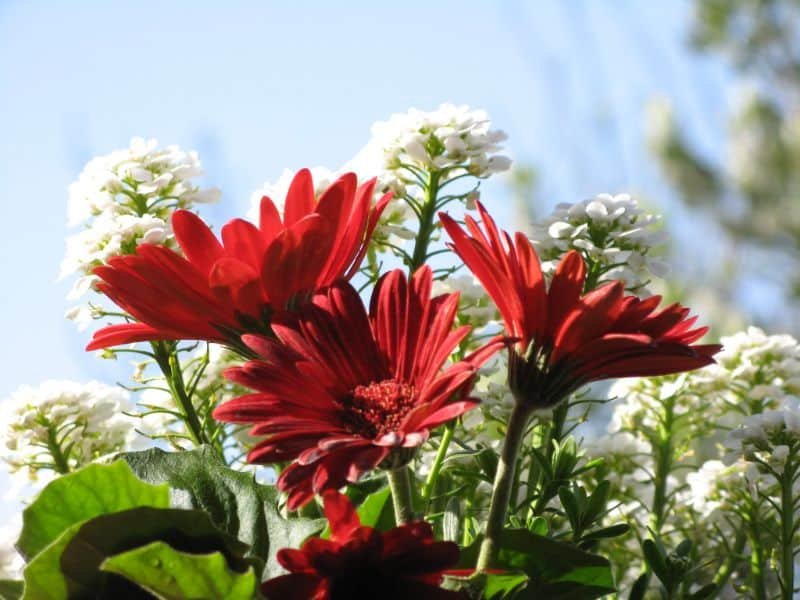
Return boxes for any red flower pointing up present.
[86,169,390,352]
[213,266,504,509]
[439,203,720,409]
[261,491,465,600]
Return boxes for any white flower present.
[360,103,511,192]
[68,137,220,227]
[530,193,667,294]
[60,213,171,295]
[432,275,497,323]
[686,460,754,518]
[0,381,139,478]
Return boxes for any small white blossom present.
[60,213,172,298]
[530,193,667,294]
[68,137,220,227]
[0,381,138,479]
[361,103,510,193]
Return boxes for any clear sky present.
[0,0,736,515]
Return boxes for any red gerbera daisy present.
[439,202,720,409]
[213,266,504,509]
[86,169,390,352]
[261,491,465,600]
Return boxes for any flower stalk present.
[387,466,415,525]
[779,445,797,600]
[475,402,533,572]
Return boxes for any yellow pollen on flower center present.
[340,379,418,439]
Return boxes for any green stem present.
[748,502,768,600]
[421,422,455,501]
[649,397,675,534]
[476,403,533,572]
[387,466,415,525]
[46,425,70,474]
[780,449,796,600]
[152,341,208,447]
[712,530,746,597]
[408,171,441,272]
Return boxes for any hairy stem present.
[387,466,415,525]
[408,171,441,272]
[780,447,796,600]
[476,403,533,572]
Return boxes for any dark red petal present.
[260,574,325,600]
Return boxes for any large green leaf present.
[101,541,257,599]
[17,461,169,560]
[497,529,615,599]
[23,506,251,599]
[120,446,323,579]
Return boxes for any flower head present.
[359,103,510,196]
[440,202,720,410]
[529,193,667,294]
[68,137,220,227]
[0,381,135,478]
[261,491,463,600]
[213,266,503,508]
[87,169,390,352]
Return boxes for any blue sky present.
[0,0,741,516]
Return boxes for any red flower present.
[261,491,465,600]
[213,266,503,509]
[86,169,390,352]
[439,203,721,409]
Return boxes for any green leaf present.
[580,523,630,542]
[642,539,669,584]
[23,506,251,599]
[498,529,615,599]
[0,580,22,600]
[355,487,394,531]
[628,572,650,600]
[443,497,461,543]
[101,541,257,600]
[484,573,529,599]
[120,446,324,578]
[17,461,169,560]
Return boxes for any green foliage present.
[101,541,258,599]
[17,461,169,560]
[120,446,324,578]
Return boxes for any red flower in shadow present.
[440,202,720,409]
[87,169,390,352]
[213,266,504,508]
[261,491,465,600]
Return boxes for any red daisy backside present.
[87,169,390,352]
[261,491,465,600]
[213,266,504,509]
[439,202,721,409]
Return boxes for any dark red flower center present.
[340,379,417,439]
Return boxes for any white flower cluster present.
[685,459,759,519]
[530,193,668,293]
[432,275,497,326]
[68,137,220,226]
[724,405,800,473]
[0,381,137,479]
[364,103,511,194]
[63,138,220,322]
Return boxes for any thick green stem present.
[780,451,796,600]
[748,503,768,600]
[408,172,440,272]
[649,397,675,534]
[152,341,208,447]
[387,466,415,525]
[421,422,455,502]
[476,403,533,572]
[46,426,70,474]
